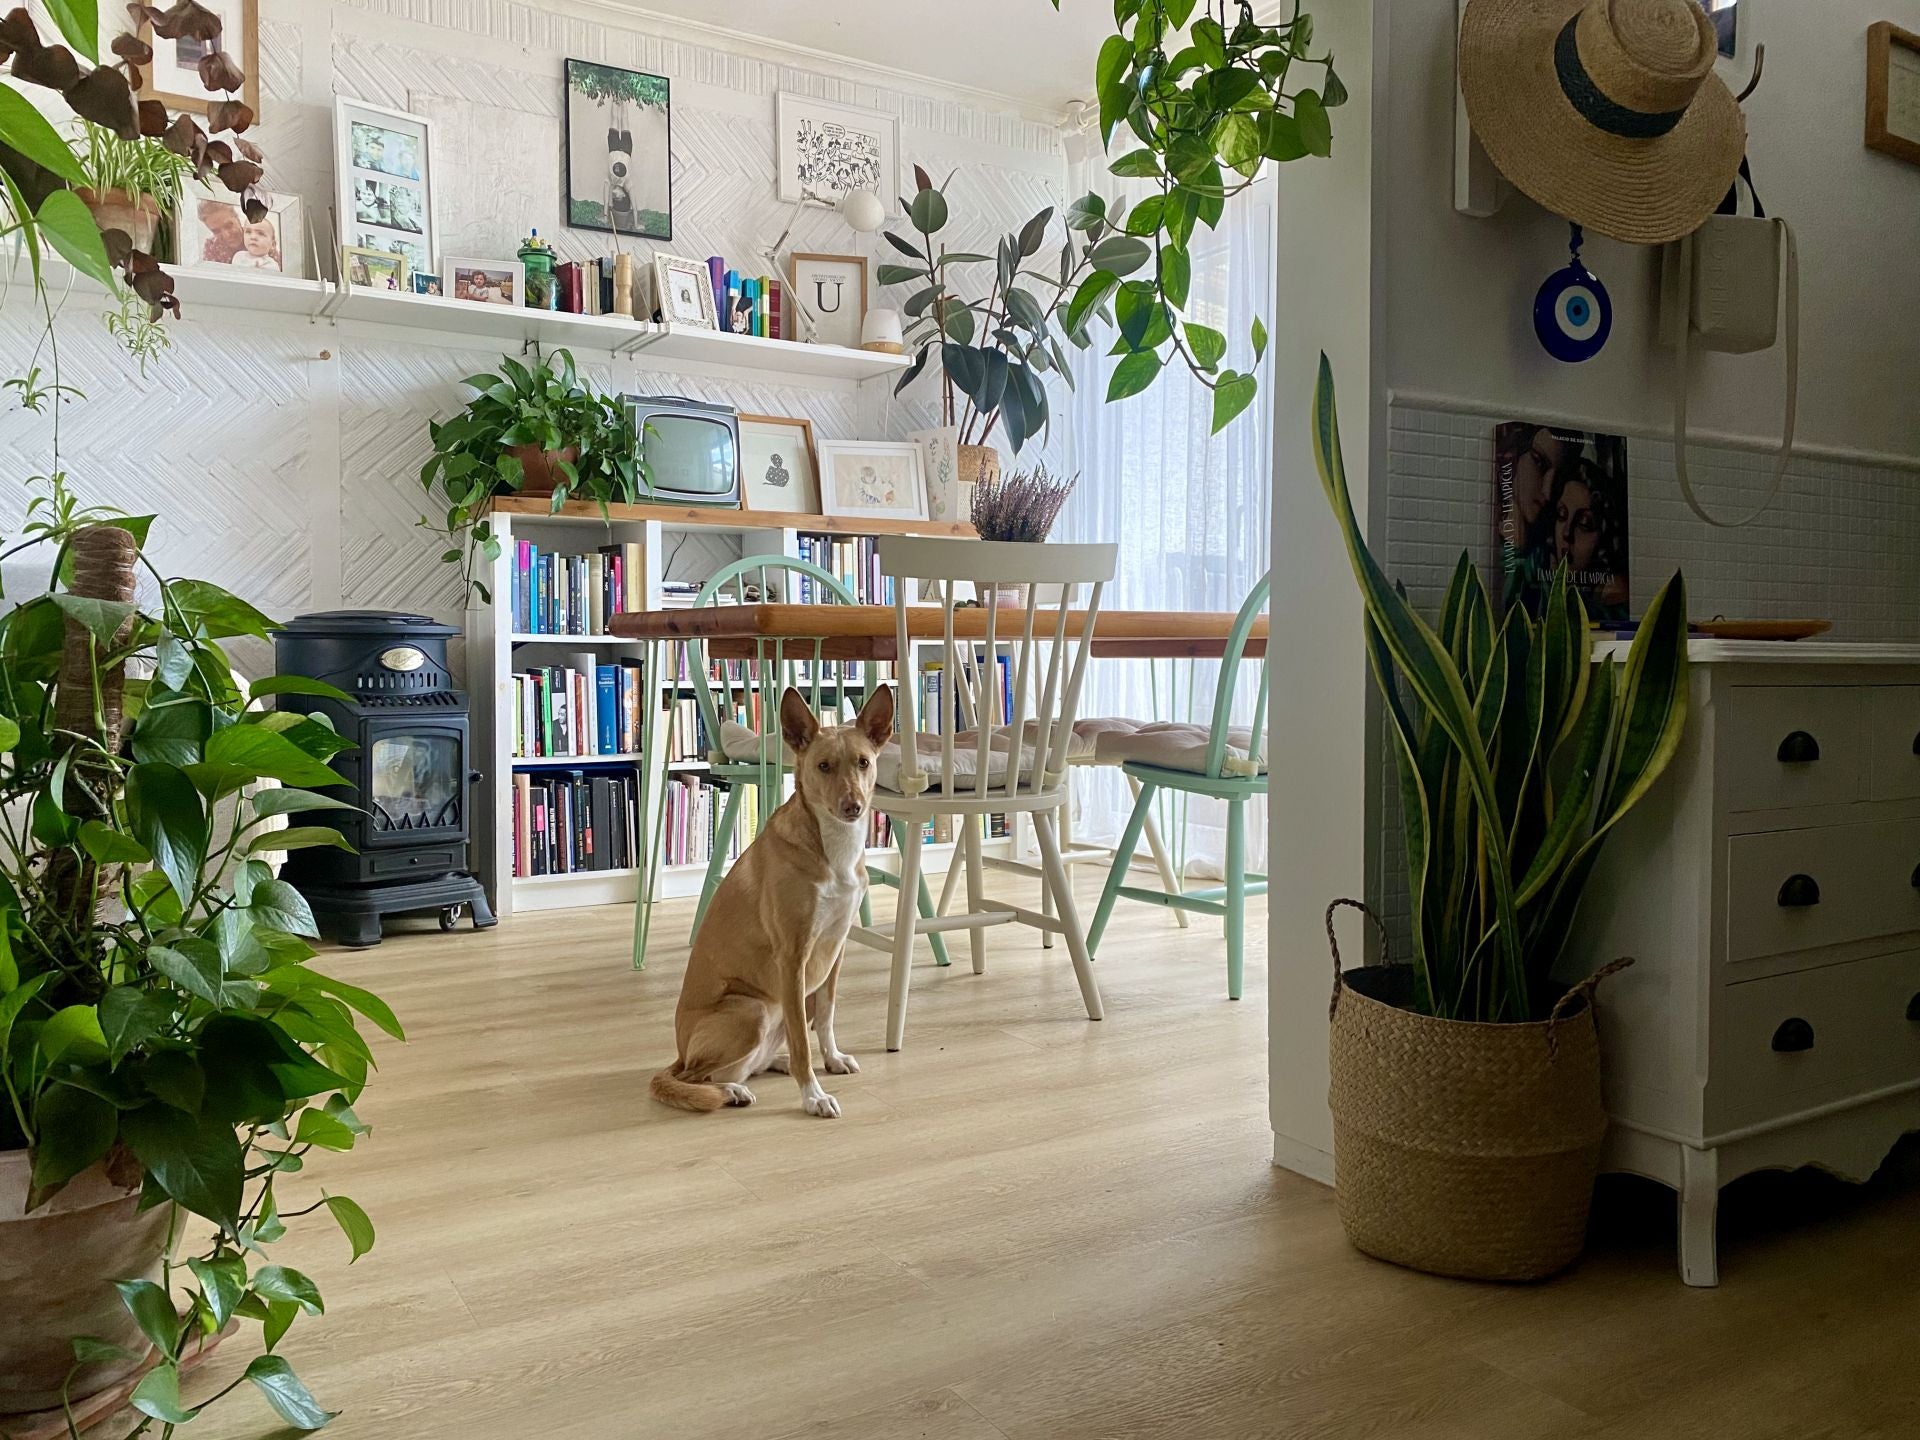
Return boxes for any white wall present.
[0,0,1066,660]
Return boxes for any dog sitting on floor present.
[650,684,893,1118]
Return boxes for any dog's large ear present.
[854,684,895,748]
[780,686,819,753]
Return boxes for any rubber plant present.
[417,348,647,605]
[1050,0,1343,431]
[1311,355,1692,1023]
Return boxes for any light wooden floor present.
[183,872,1920,1440]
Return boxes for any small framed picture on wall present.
[775,91,897,212]
[817,440,928,523]
[138,0,260,120]
[787,252,868,349]
[565,58,673,239]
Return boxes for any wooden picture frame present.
[342,246,408,292]
[816,440,928,523]
[138,0,260,120]
[787,252,868,349]
[738,414,821,515]
[1867,22,1920,167]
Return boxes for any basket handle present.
[1324,898,1388,1019]
[1545,956,1635,1058]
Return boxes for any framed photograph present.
[909,425,962,523]
[817,440,927,523]
[565,58,672,239]
[138,0,259,121]
[342,246,407,291]
[652,254,718,329]
[411,272,444,297]
[787,252,867,349]
[174,182,303,276]
[776,92,897,212]
[1867,22,1920,167]
[739,414,821,514]
[447,257,524,306]
[333,98,435,277]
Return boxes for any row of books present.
[552,258,630,319]
[796,533,897,607]
[660,773,762,867]
[511,767,639,876]
[511,542,643,636]
[707,260,787,339]
[513,660,644,759]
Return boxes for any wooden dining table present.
[610,604,1267,966]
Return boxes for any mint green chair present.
[673,555,949,967]
[1085,573,1269,999]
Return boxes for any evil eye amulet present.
[1533,262,1612,363]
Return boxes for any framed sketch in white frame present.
[775,92,897,212]
[333,97,436,277]
[137,0,259,120]
[740,414,821,515]
[652,253,718,329]
[817,440,927,523]
[176,182,304,277]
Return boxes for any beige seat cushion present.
[718,719,1037,794]
[1093,721,1267,777]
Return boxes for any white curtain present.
[1054,167,1275,877]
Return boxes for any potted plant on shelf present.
[69,119,196,256]
[1311,357,1691,1281]
[418,348,646,604]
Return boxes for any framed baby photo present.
[739,414,821,514]
[652,253,718,329]
[411,271,444,297]
[342,246,407,291]
[446,258,525,306]
[176,182,304,277]
[138,0,260,121]
[333,97,436,277]
[817,440,927,522]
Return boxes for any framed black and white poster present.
[565,59,672,239]
[775,92,897,211]
[333,98,435,277]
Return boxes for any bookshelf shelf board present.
[510,633,636,646]
[512,753,645,767]
[513,867,640,886]
[489,496,977,539]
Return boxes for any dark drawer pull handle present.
[1776,730,1820,764]
[1908,992,1920,1023]
[1777,874,1821,908]
[1772,1018,1815,1053]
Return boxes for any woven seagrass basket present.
[1325,901,1627,1282]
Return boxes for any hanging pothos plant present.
[1052,0,1341,431]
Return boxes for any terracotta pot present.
[0,1151,172,1415]
[504,444,580,497]
[75,188,161,256]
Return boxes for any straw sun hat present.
[1460,0,1746,244]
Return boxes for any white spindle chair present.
[846,536,1117,1051]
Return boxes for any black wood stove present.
[273,611,495,947]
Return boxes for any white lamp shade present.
[839,189,886,235]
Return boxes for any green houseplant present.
[1311,356,1691,1279]
[69,119,197,256]
[418,348,645,605]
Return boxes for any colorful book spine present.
[707,256,727,320]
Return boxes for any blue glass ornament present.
[1534,223,1612,364]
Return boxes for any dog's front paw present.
[824,1050,860,1075]
[721,1083,756,1106]
[802,1088,842,1119]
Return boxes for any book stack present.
[660,773,765,867]
[512,658,645,759]
[707,257,785,339]
[512,767,640,877]
[796,534,895,606]
[553,258,631,319]
[511,541,643,635]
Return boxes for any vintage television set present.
[625,394,741,506]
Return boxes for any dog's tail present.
[650,1068,727,1113]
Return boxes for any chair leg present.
[886,823,925,1052]
[1225,799,1246,1001]
[1034,810,1103,1022]
[1132,776,1189,931]
[691,783,744,941]
[1088,781,1157,955]
[937,826,965,916]
[962,817,988,974]
[1037,807,1057,951]
[915,856,952,969]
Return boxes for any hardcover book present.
[1493,420,1631,624]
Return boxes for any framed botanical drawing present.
[333,98,435,277]
[565,59,672,239]
[1867,22,1920,167]
[739,414,821,514]
[817,440,927,523]
[787,252,867,349]
[775,92,897,211]
[909,425,961,522]
[138,0,260,121]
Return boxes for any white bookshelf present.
[470,502,1006,917]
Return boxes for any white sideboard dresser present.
[1562,642,1920,1286]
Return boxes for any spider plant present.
[70,119,196,211]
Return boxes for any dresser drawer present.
[1722,687,1868,813]
[1868,687,1920,800]
[1727,819,1920,963]
[1711,950,1920,1131]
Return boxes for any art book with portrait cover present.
[1493,420,1631,625]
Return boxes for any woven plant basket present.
[1324,900,1628,1282]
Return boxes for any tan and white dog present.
[650,684,893,1118]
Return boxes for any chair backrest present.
[1197,570,1271,780]
[876,536,1117,801]
[682,555,869,766]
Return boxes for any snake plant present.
[1312,356,1691,1023]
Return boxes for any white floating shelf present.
[511,753,645,767]
[509,633,635,645]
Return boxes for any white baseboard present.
[1270,1131,1334,1186]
